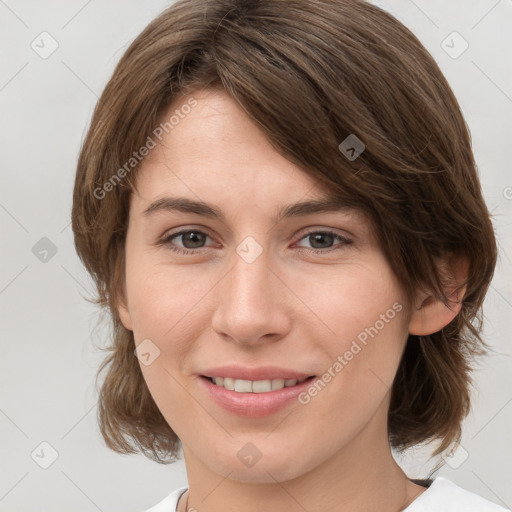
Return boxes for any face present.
[118,89,413,483]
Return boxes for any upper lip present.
[200,365,315,381]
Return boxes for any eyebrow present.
[142,196,354,223]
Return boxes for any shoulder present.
[141,487,188,512]
[405,477,510,512]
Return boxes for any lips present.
[199,364,314,382]
[197,365,317,417]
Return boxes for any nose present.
[210,246,293,346]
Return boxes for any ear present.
[408,254,469,336]
[116,288,134,331]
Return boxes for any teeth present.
[234,379,253,392]
[271,379,285,391]
[211,376,308,393]
[222,377,234,390]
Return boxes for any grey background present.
[1,0,511,511]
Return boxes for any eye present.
[158,228,353,256]
[294,230,352,254]
[159,229,214,255]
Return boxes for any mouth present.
[200,375,316,393]
[199,373,317,417]
[197,365,318,416]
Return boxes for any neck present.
[180,406,426,512]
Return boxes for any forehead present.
[128,89,374,239]
[152,88,277,162]
[131,89,335,211]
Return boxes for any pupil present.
[183,231,205,248]
[310,233,333,249]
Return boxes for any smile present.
[199,374,317,417]
[206,376,313,393]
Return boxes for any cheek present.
[292,259,405,341]
[125,261,215,339]
[294,262,408,414]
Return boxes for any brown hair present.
[71,0,497,463]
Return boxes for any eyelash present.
[158,228,353,256]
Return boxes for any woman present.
[71,0,508,510]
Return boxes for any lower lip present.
[199,376,316,417]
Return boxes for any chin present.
[220,461,307,484]
[204,443,316,484]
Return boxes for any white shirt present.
[141,477,510,512]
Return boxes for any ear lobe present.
[116,293,134,331]
[408,255,468,336]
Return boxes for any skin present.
[117,89,464,512]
